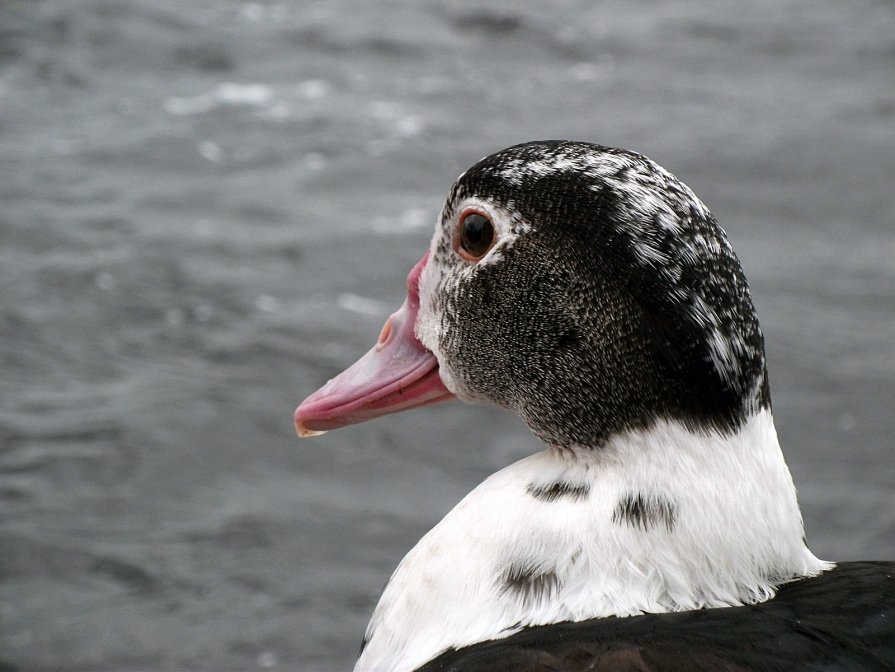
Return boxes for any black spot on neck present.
[499,563,561,608]
[612,493,677,532]
[526,481,590,502]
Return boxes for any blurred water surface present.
[1,1,893,670]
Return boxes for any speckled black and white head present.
[416,140,769,449]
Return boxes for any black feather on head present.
[423,141,769,448]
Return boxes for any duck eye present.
[457,212,495,260]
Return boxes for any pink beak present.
[294,252,455,437]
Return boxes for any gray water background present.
[1,1,894,670]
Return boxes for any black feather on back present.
[417,562,895,672]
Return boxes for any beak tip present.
[294,406,328,438]
[295,421,327,439]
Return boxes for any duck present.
[294,141,895,672]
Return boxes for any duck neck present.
[355,408,829,672]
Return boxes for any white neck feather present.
[354,408,830,672]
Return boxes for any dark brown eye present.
[457,211,495,260]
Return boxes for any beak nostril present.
[377,318,393,348]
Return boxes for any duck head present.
[296,141,770,449]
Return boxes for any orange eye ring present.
[454,209,496,262]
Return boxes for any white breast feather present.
[354,409,830,672]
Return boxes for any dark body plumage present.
[418,562,895,672]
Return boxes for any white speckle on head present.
[497,158,526,187]
[499,148,630,187]
[656,211,683,234]
[677,238,701,266]
[630,236,670,265]
[707,328,736,381]
[687,293,716,329]
[687,293,746,384]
